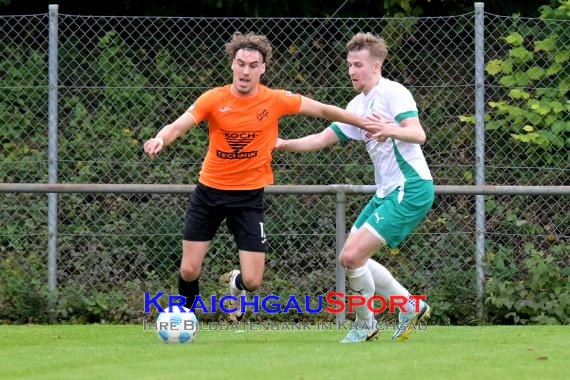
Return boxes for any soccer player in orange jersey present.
[143,32,370,322]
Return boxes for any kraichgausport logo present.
[144,292,426,314]
[216,129,259,159]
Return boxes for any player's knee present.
[242,274,263,291]
[339,254,356,270]
[340,247,363,270]
[180,266,200,282]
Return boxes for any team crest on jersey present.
[256,108,269,121]
[216,130,259,159]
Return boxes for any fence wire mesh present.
[0,10,568,323]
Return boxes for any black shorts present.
[183,182,267,252]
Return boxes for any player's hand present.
[274,137,288,151]
[144,137,164,159]
[365,114,395,142]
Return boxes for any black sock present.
[178,274,199,309]
[234,272,251,292]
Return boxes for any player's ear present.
[260,62,266,75]
[374,60,382,73]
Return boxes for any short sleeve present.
[387,84,418,122]
[275,89,303,115]
[188,88,218,124]
[330,122,364,143]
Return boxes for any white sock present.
[366,258,410,300]
[346,265,375,322]
[404,297,419,314]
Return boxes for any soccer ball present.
[156,308,199,344]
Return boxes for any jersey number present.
[259,222,267,244]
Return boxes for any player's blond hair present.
[346,33,388,64]
[225,32,273,65]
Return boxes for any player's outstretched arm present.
[275,128,340,152]
[144,111,197,158]
[299,96,369,132]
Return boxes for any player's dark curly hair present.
[225,32,273,65]
[346,32,388,64]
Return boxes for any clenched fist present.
[144,137,164,159]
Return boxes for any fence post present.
[48,4,59,323]
[335,190,347,323]
[474,2,486,322]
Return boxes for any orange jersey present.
[189,85,302,190]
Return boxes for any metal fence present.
[1,3,568,324]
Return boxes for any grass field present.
[1,324,568,379]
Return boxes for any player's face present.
[231,49,266,96]
[347,49,380,95]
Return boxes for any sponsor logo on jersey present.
[216,130,259,160]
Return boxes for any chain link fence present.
[1,4,568,324]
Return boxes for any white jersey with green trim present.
[331,77,432,198]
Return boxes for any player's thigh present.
[342,229,360,251]
[183,185,225,242]
[341,226,387,267]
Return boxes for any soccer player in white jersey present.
[275,32,434,343]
